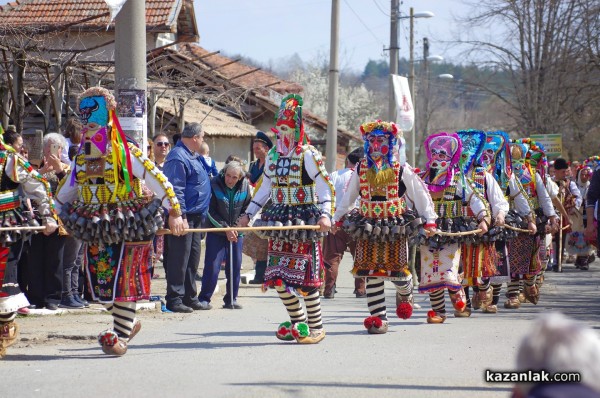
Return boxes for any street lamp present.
[406,8,434,166]
[388,4,434,122]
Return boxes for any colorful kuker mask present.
[423,132,462,192]
[456,129,486,176]
[78,87,117,160]
[510,142,532,182]
[514,138,547,184]
[480,131,512,190]
[271,94,308,157]
[74,86,133,199]
[359,120,398,168]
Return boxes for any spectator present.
[152,133,170,169]
[198,161,251,309]
[245,131,272,284]
[59,142,88,309]
[199,142,219,178]
[512,313,600,398]
[323,148,365,299]
[163,123,211,313]
[3,130,23,152]
[27,133,69,310]
[172,133,181,146]
[60,117,82,164]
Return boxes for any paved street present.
[1,254,599,398]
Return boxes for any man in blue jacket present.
[163,123,211,313]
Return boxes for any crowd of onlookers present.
[7,121,260,314]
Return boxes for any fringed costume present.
[477,131,534,313]
[55,87,182,356]
[333,121,437,334]
[0,128,57,359]
[419,132,490,324]
[505,140,556,309]
[243,94,334,344]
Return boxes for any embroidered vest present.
[0,152,21,212]
[268,146,316,206]
[357,159,405,219]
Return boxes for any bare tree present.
[456,0,600,158]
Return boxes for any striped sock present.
[112,302,137,339]
[507,280,520,298]
[429,288,446,314]
[366,278,387,320]
[304,289,323,330]
[491,283,502,305]
[0,312,16,323]
[275,285,306,324]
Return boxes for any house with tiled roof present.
[0,0,359,166]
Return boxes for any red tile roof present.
[179,43,303,95]
[0,0,197,38]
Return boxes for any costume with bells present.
[0,126,58,358]
[418,132,490,324]
[241,94,334,344]
[55,87,182,355]
[332,121,437,334]
[476,131,534,314]
[505,140,556,309]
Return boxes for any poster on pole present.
[392,75,414,132]
[21,129,43,167]
[117,89,147,155]
[530,134,562,159]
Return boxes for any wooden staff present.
[558,192,564,272]
[435,229,483,237]
[504,225,533,234]
[0,226,46,232]
[157,225,321,235]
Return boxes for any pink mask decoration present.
[423,132,462,192]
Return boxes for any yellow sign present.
[530,134,562,158]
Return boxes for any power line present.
[372,0,389,16]
[343,0,385,47]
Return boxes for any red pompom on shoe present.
[455,300,466,311]
[396,302,413,319]
[427,310,436,318]
[274,279,283,287]
[363,316,383,329]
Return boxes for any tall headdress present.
[584,156,600,171]
[480,131,512,191]
[359,120,399,169]
[514,138,547,185]
[271,94,308,160]
[456,129,486,176]
[73,87,133,200]
[422,132,462,192]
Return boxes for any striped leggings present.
[275,286,323,330]
[104,302,137,339]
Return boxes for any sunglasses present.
[155,142,170,147]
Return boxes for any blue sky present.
[194,0,471,72]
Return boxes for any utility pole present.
[408,7,415,166]
[419,37,430,166]
[325,0,340,173]
[388,0,399,121]
[115,0,147,154]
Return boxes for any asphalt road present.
[1,255,598,398]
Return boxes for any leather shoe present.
[223,301,243,309]
[167,302,193,313]
[45,302,59,311]
[355,291,367,298]
[59,295,84,309]
[323,290,334,299]
[185,300,212,310]
[248,279,264,285]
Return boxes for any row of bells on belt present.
[61,199,164,245]
[0,210,40,244]
[342,211,422,242]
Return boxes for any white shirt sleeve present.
[485,172,509,217]
[332,170,360,222]
[303,149,333,216]
[402,165,437,224]
[569,180,583,209]
[460,178,488,220]
[508,174,532,217]
[536,173,557,217]
[245,156,272,217]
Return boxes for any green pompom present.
[295,322,310,337]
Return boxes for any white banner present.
[104,0,128,23]
[392,75,415,132]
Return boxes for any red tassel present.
[396,302,413,319]
[274,279,283,287]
